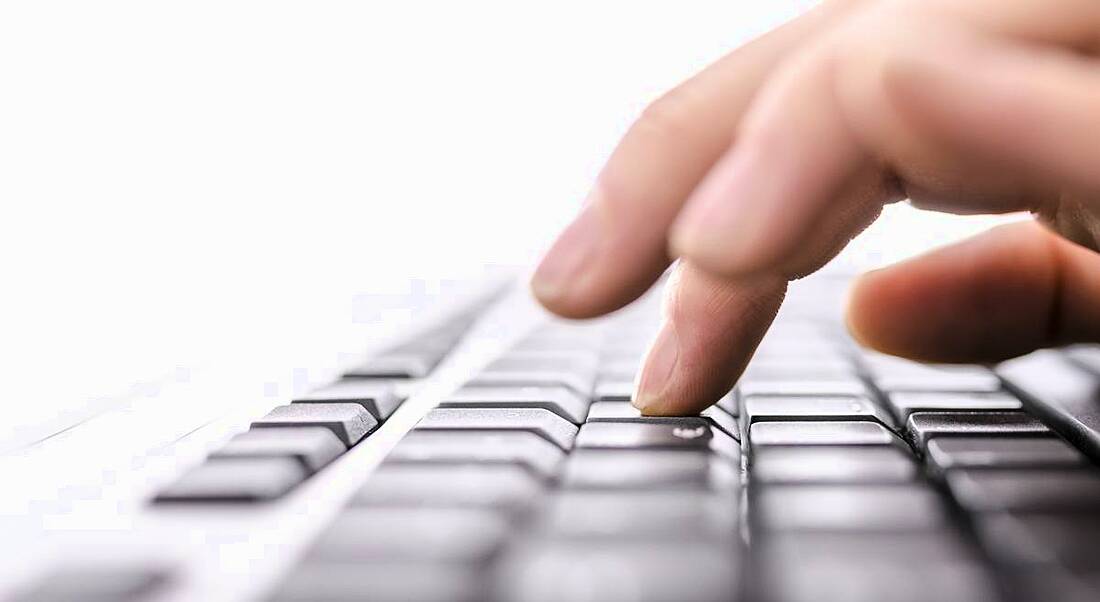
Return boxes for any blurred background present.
[0,1,1015,449]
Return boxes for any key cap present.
[598,359,642,380]
[210,427,345,473]
[252,403,378,447]
[465,371,594,397]
[585,402,740,441]
[294,380,402,419]
[574,421,739,460]
[385,431,564,478]
[486,353,597,374]
[866,356,1002,393]
[905,412,1048,449]
[493,539,740,602]
[415,407,578,449]
[155,458,306,503]
[593,379,633,402]
[750,421,903,450]
[946,468,1100,513]
[351,463,540,509]
[739,379,869,398]
[308,507,508,564]
[12,566,170,602]
[560,450,737,490]
[754,484,948,531]
[534,490,737,539]
[926,436,1085,472]
[270,562,483,602]
[742,358,855,381]
[886,391,1022,422]
[752,446,918,484]
[998,350,1100,463]
[343,353,438,379]
[743,395,893,427]
[441,386,589,424]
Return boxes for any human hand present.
[530,0,1100,415]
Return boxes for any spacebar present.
[998,350,1100,463]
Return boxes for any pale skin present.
[530,0,1100,416]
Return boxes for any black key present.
[749,421,903,450]
[926,436,1085,471]
[441,386,589,424]
[574,421,739,460]
[754,484,948,531]
[560,450,737,490]
[210,427,345,473]
[743,395,893,427]
[270,562,483,602]
[307,507,508,563]
[385,431,564,478]
[416,407,578,450]
[12,566,170,602]
[885,391,1022,421]
[752,446,918,484]
[294,380,402,419]
[866,356,1002,392]
[252,403,378,447]
[905,412,1048,449]
[946,468,1100,513]
[585,401,740,441]
[998,350,1100,463]
[493,539,740,602]
[533,491,737,539]
[351,463,540,509]
[155,458,306,503]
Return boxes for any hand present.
[530,0,1100,415]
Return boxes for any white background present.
[0,1,1010,445]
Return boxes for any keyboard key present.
[252,403,378,447]
[593,379,633,402]
[560,450,737,490]
[749,421,903,450]
[742,358,855,380]
[585,401,740,441]
[743,394,893,427]
[295,380,402,419]
[998,350,1100,463]
[926,436,1085,471]
[465,371,595,397]
[441,386,589,423]
[754,484,948,531]
[416,408,579,450]
[351,463,540,509]
[574,421,738,460]
[885,391,1022,421]
[866,356,1002,393]
[343,353,438,379]
[533,491,737,539]
[210,427,345,473]
[494,539,740,602]
[905,412,1049,449]
[270,562,483,602]
[946,468,1100,513]
[307,507,508,563]
[752,446,918,484]
[739,379,869,398]
[385,431,564,478]
[155,458,306,503]
[13,566,170,602]
[486,353,597,374]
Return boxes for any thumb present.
[846,220,1100,363]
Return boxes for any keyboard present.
[8,272,1100,601]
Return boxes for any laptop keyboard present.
[15,278,1100,602]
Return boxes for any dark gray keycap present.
[270,562,483,602]
[351,463,540,509]
[926,436,1085,471]
[210,427,345,473]
[585,402,741,441]
[343,353,438,379]
[13,567,169,602]
[534,490,737,539]
[442,385,589,423]
[494,539,740,602]
[753,446,918,484]
[905,412,1048,449]
[416,407,578,449]
[977,512,1100,572]
[560,450,737,490]
[252,403,378,447]
[385,431,564,477]
[754,484,948,531]
[946,468,1100,513]
[593,379,633,402]
[465,371,594,397]
[998,350,1100,463]
[743,394,893,427]
[886,391,1022,421]
[575,420,739,460]
[739,378,869,397]
[866,356,1002,392]
[750,421,903,450]
[155,458,306,503]
[308,507,508,563]
[294,380,402,419]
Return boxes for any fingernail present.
[531,199,602,302]
[632,321,679,411]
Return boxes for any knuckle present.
[635,85,704,143]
